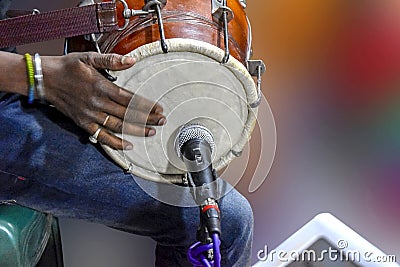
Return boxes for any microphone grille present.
[175,124,215,157]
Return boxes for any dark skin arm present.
[0,51,166,150]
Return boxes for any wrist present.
[40,55,64,104]
[0,52,29,95]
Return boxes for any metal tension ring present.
[211,0,234,22]
[118,0,131,31]
[143,0,167,11]
[212,6,234,23]
[247,60,266,108]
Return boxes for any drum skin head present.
[104,38,257,183]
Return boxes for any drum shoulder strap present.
[0,2,118,49]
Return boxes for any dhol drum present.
[67,0,265,184]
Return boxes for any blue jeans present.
[0,93,253,267]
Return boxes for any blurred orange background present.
[11,0,400,265]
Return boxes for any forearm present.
[0,51,29,95]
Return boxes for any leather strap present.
[0,2,118,48]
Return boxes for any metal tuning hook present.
[247,60,266,108]
[118,0,168,53]
[212,0,233,64]
[154,4,168,53]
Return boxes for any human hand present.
[42,52,165,150]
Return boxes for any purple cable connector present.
[187,234,221,267]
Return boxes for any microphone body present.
[180,138,216,204]
[176,125,221,237]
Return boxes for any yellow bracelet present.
[24,53,35,104]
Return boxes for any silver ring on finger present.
[102,114,110,126]
[89,126,103,144]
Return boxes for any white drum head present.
[104,38,258,183]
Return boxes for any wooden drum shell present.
[68,0,250,64]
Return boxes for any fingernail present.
[125,144,133,150]
[148,129,156,136]
[158,117,166,126]
[121,56,135,65]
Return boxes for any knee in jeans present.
[221,192,254,234]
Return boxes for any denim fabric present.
[0,94,253,266]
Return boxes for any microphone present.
[175,124,221,236]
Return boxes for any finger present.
[92,79,163,114]
[97,128,134,150]
[80,52,136,71]
[129,94,164,114]
[97,98,126,119]
[124,123,156,137]
[107,87,163,114]
[87,123,133,150]
[94,98,165,126]
[104,115,157,137]
[124,109,166,126]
